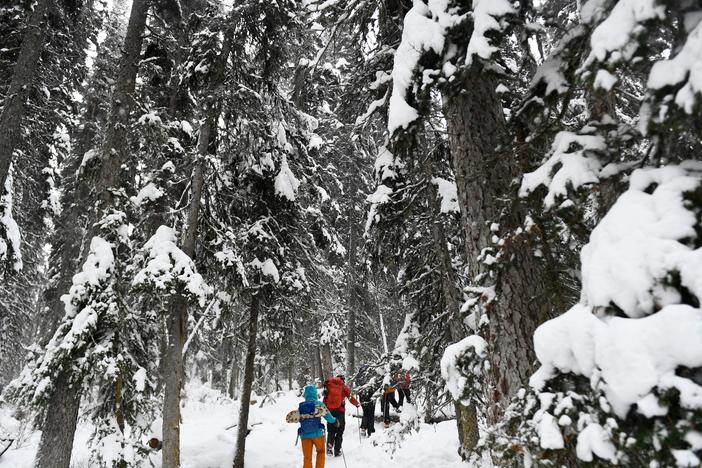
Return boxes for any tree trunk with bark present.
[0,0,50,190]
[34,2,150,467]
[424,155,480,454]
[161,19,233,466]
[315,345,324,382]
[320,343,333,379]
[232,293,261,468]
[33,371,81,468]
[94,0,150,207]
[442,66,560,417]
[346,211,358,374]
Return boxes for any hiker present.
[298,384,337,468]
[394,371,412,406]
[381,383,399,426]
[323,375,359,456]
[355,364,377,437]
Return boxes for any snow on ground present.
[0,382,469,468]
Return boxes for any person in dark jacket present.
[381,383,399,426]
[323,375,359,456]
[355,364,378,437]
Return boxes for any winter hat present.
[303,384,318,401]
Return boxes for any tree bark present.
[34,2,150,467]
[320,342,333,379]
[232,293,260,468]
[424,157,480,454]
[0,0,50,190]
[315,345,324,381]
[161,19,233,467]
[94,0,150,207]
[346,211,358,374]
[443,67,559,417]
[33,372,81,468]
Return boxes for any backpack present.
[298,401,323,436]
[324,378,344,410]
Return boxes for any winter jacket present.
[355,365,378,403]
[323,377,359,411]
[393,372,411,390]
[300,385,336,440]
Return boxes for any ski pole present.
[341,449,349,468]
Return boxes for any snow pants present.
[326,409,345,455]
[381,392,399,423]
[301,436,326,468]
[361,400,376,435]
[398,388,411,406]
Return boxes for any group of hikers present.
[294,367,412,468]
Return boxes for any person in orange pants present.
[298,385,337,468]
[301,436,326,468]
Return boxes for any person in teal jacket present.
[299,384,337,468]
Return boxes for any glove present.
[335,420,341,428]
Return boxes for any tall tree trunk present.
[161,19,233,467]
[320,343,333,379]
[424,155,479,454]
[0,0,50,190]
[232,293,260,468]
[162,150,206,468]
[442,67,559,418]
[33,372,81,468]
[346,211,358,374]
[94,0,150,207]
[315,345,324,381]
[34,2,150,467]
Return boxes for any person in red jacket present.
[394,371,412,406]
[323,375,359,457]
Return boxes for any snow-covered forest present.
[0,0,701,467]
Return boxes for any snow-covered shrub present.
[491,164,702,467]
[5,211,161,467]
[441,336,489,408]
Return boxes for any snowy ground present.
[0,383,468,468]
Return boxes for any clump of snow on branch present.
[387,1,447,134]
[648,20,702,113]
[250,257,280,283]
[531,303,702,417]
[440,335,488,406]
[274,155,300,201]
[0,166,22,271]
[62,237,115,316]
[581,162,702,317]
[583,0,664,64]
[520,130,607,208]
[131,182,164,206]
[431,177,459,213]
[387,0,514,133]
[466,0,515,65]
[133,225,211,306]
[527,163,702,460]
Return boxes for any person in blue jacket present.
[298,384,337,468]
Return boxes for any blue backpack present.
[298,401,323,436]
